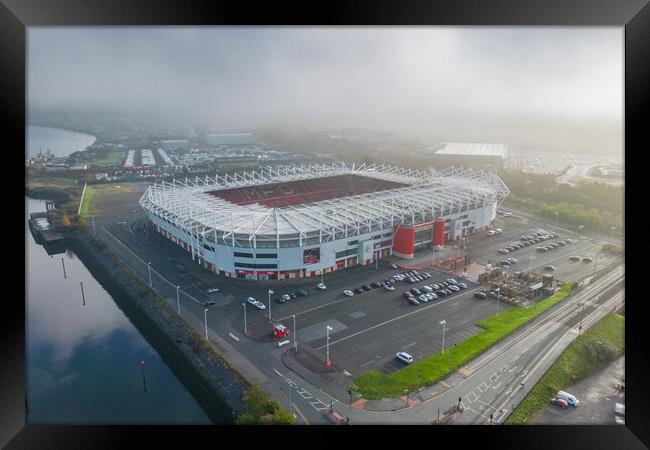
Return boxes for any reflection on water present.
[26,197,210,424]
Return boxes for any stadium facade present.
[139,163,509,280]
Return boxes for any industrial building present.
[139,163,509,280]
[204,133,255,146]
[159,139,189,149]
[423,143,509,170]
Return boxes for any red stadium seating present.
[209,175,406,208]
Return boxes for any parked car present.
[440,281,449,288]
[297,289,308,296]
[289,292,297,299]
[582,257,593,263]
[316,282,327,290]
[446,278,458,285]
[494,228,503,234]
[354,287,365,294]
[206,287,220,294]
[275,297,286,304]
[474,291,487,299]
[418,294,429,303]
[557,391,580,407]
[431,283,440,290]
[457,282,468,289]
[569,256,581,262]
[550,397,569,409]
[410,288,421,296]
[557,241,566,246]
[443,289,453,295]
[370,281,382,288]
[343,290,354,297]
[202,300,216,306]
[448,285,460,292]
[384,285,396,291]
[428,292,438,300]
[282,294,291,301]
[403,291,414,298]
[499,260,511,267]
[362,284,372,291]
[407,297,420,305]
[507,258,518,264]
[421,285,433,293]
[436,290,448,297]
[396,352,414,364]
[544,265,556,271]
[389,263,399,269]
[246,297,258,306]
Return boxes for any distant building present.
[160,139,189,149]
[205,133,254,146]
[424,143,508,170]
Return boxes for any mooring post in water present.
[139,360,148,392]
[61,258,67,279]
[80,281,86,306]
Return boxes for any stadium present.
[139,163,509,280]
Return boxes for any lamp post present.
[495,287,501,317]
[439,319,447,355]
[203,308,209,340]
[268,289,274,320]
[292,314,297,352]
[176,285,180,314]
[242,302,247,335]
[325,325,333,366]
[609,226,616,240]
[554,211,559,226]
[147,262,152,287]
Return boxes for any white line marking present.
[228,332,239,341]
[360,360,376,368]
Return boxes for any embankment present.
[65,230,248,424]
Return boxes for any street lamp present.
[176,285,180,315]
[203,308,209,340]
[268,289,274,320]
[147,262,152,287]
[292,314,297,352]
[609,226,616,240]
[242,302,247,335]
[439,319,447,355]
[325,325,333,366]
[554,211,559,226]
[495,287,501,317]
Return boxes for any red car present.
[403,292,414,299]
[550,397,569,409]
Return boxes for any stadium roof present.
[140,162,509,246]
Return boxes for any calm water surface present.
[26,125,96,158]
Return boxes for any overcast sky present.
[27,27,623,153]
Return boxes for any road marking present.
[479,383,488,392]
[228,332,239,341]
[465,391,478,403]
[492,382,502,390]
[360,360,376,368]
[403,341,418,349]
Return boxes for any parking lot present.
[91,186,621,384]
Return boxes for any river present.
[26,201,210,423]
[26,125,96,158]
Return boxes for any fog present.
[28,27,623,153]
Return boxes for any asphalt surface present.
[89,184,624,424]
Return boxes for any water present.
[26,197,210,424]
[26,125,96,158]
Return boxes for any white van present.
[557,390,580,407]
[396,352,414,364]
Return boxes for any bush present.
[236,383,295,425]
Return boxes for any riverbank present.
[64,229,248,423]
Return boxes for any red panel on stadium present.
[208,174,408,208]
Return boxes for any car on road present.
[550,398,569,409]
[448,285,460,292]
[297,289,309,296]
[569,256,581,262]
[474,291,487,299]
[384,285,396,291]
[316,282,327,290]
[544,265,556,271]
[396,352,414,364]
[202,300,216,306]
[407,297,420,305]
[206,288,220,294]
[281,294,291,301]
[457,282,467,289]
[354,287,365,294]
[343,290,354,297]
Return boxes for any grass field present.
[86,150,125,165]
[78,183,137,217]
[506,312,624,424]
[352,283,573,400]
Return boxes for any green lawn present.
[506,312,624,424]
[86,150,125,165]
[352,283,573,400]
[78,184,96,217]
